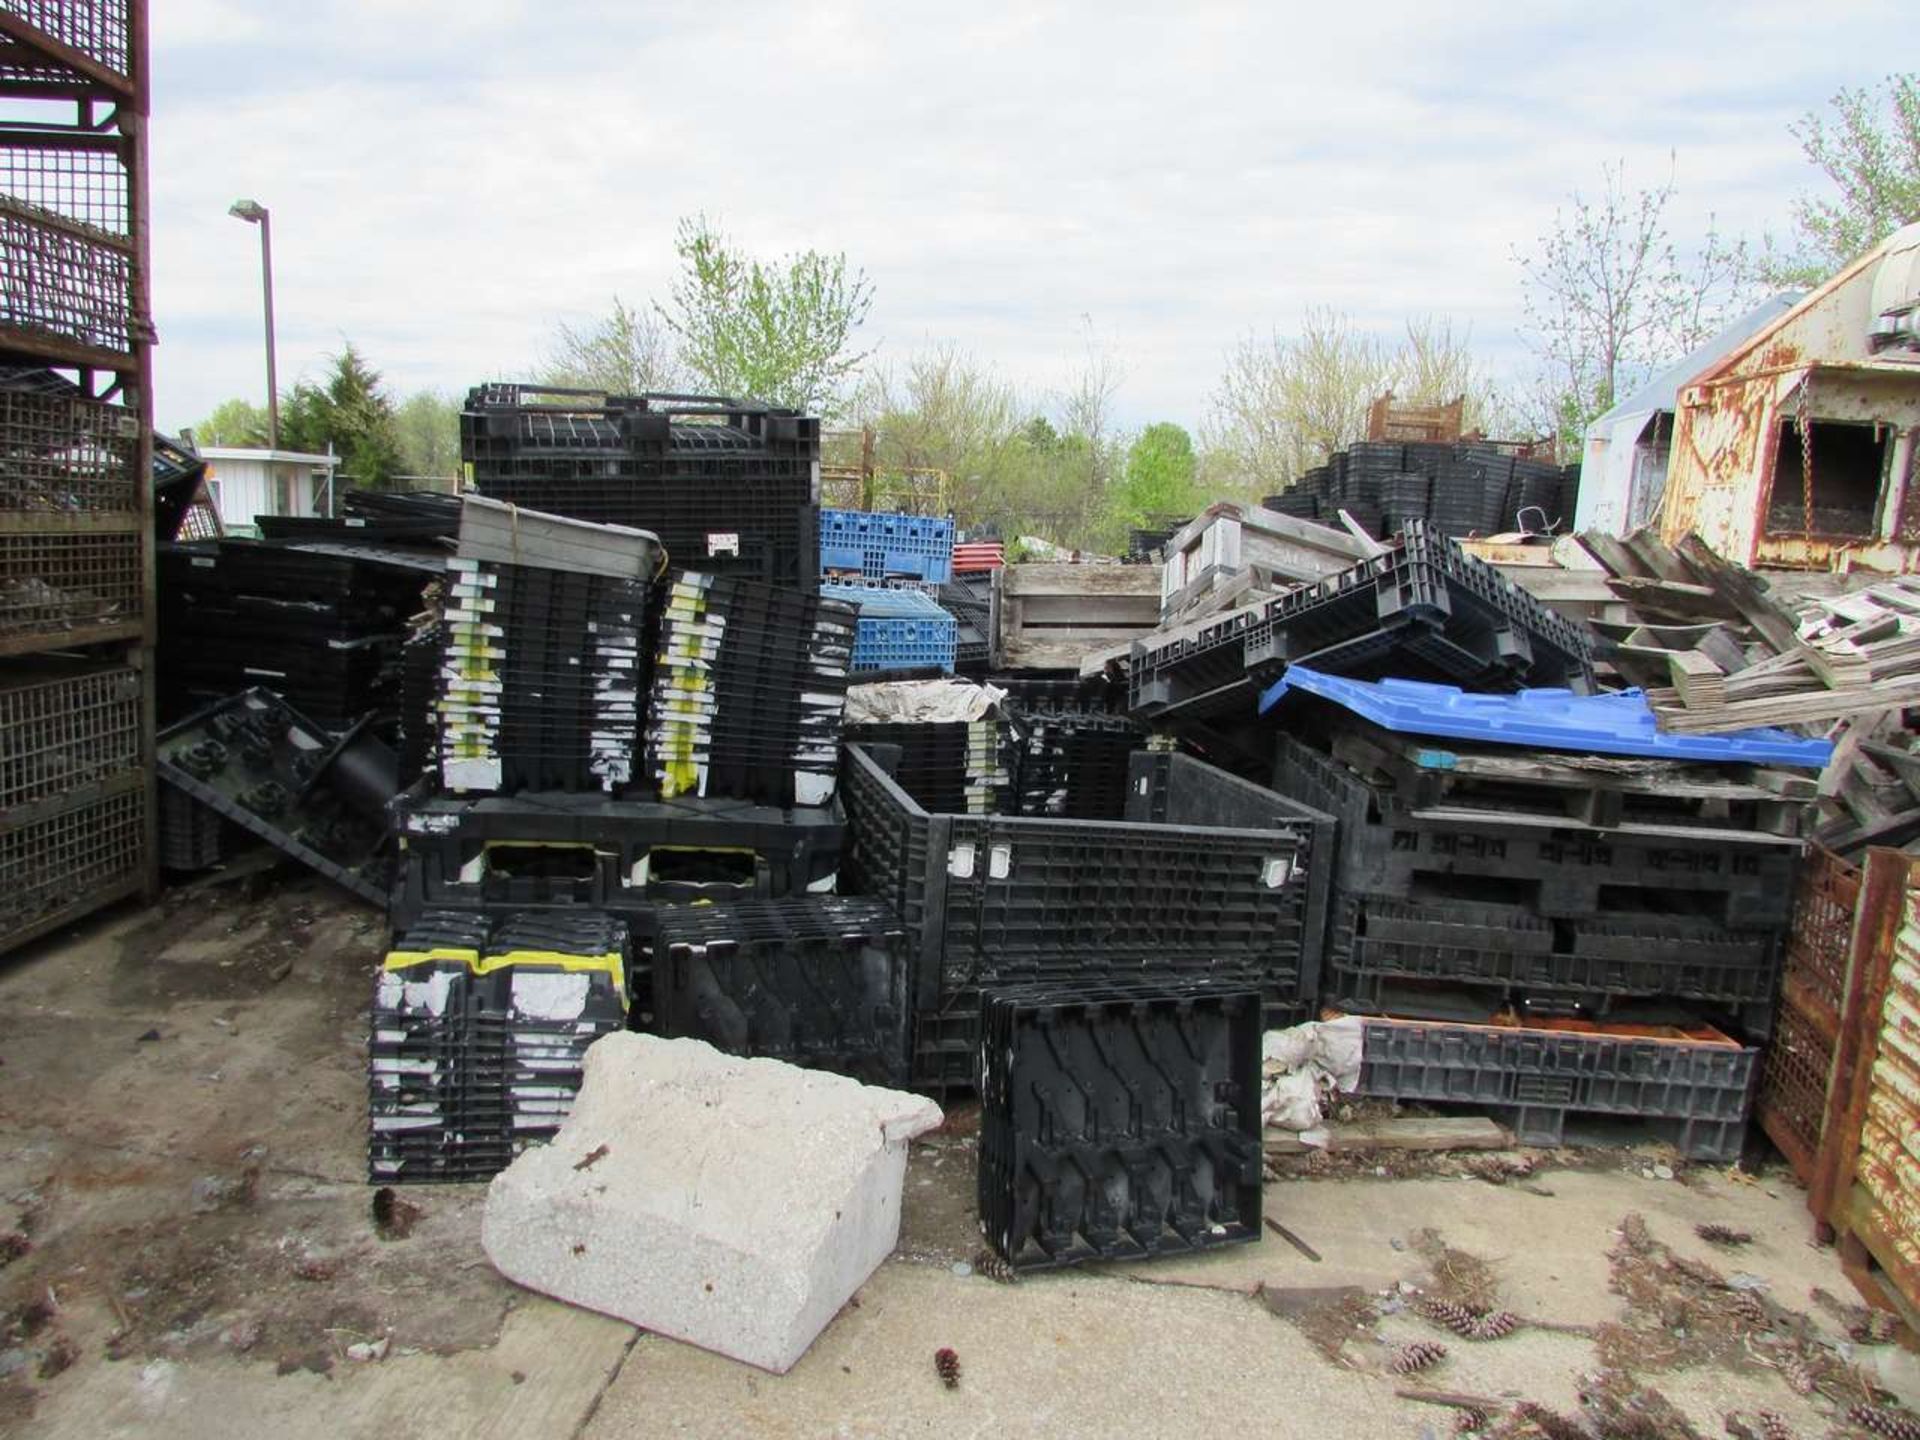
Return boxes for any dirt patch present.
[2,1169,511,1383]
[895,1136,982,1266]
[1410,1226,1502,1313]
[111,877,382,1011]
[1257,1282,1379,1364]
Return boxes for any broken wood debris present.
[1581,527,1920,857]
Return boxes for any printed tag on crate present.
[706,532,741,557]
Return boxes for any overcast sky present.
[151,1,1899,435]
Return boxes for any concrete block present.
[481,1032,942,1374]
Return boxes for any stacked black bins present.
[980,983,1263,1270]
[368,910,628,1182]
[646,573,856,807]
[1268,715,1799,1160]
[0,16,156,955]
[461,384,820,592]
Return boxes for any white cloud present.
[149,0,1901,434]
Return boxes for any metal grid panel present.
[0,528,141,643]
[1783,845,1860,1012]
[0,139,128,237]
[0,1,131,78]
[0,200,132,354]
[0,784,143,950]
[1757,994,1835,1176]
[0,378,137,512]
[0,661,139,814]
[1756,845,1860,1183]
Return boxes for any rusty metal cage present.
[0,659,139,816]
[0,782,143,954]
[0,1,132,80]
[0,527,141,650]
[0,373,138,512]
[0,200,133,357]
[1758,845,1861,1183]
[0,135,127,237]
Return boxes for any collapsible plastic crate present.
[461,384,821,591]
[653,896,912,1086]
[841,743,1331,1090]
[979,983,1263,1270]
[824,582,958,673]
[819,509,955,583]
[1351,1013,1758,1161]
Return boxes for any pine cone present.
[1469,1309,1520,1340]
[1616,1214,1654,1255]
[1755,1411,1796,1440]
[934,1347,960,1390]
[1851,1309,1901,1345]
[1726,1290,1770,1327]
[1454,1407,1489,1434]
[1696,1222,1753,1247]
[1415,1294,1483,1337]
[1778,1353,1817,1396]
[1392,1340,1448,1375]
[970,1248,1017,1285]
[1849,1404,1920,1440]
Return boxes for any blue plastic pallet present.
[1260,667,1833,768]
[824,582,959,673]
[820,509,955,584]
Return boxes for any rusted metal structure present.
[1365,392,1464,444]
[0,0,157,953]
[1764,844,1920,1319]
[1658,222,1920,572]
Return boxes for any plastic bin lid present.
[1258,667,1833,768]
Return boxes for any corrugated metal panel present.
[1825,855,1920,1313]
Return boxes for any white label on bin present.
[989,844,1013,880]
[1261,856,1293,889]
[706,531,740,557]
[947,843,976,879]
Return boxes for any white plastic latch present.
[947,843,976,879]
[1261,856,1293,889]
[988,843,1013,879]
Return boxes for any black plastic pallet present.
[979,982,1263,1271]
[156,690,391,906]
[1272,734,1801,930]
[1244,521,1594,692]
[388,783,845,931]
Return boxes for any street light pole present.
[228,199,279,448]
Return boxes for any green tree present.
[1514,161,1750,456]
[1765,73,1920,284]
[279,343,403,489]
[657,215,874,416]
[1111,423,1199,531]
[394,390,460,480]
[544,297,685,394]
[192,396,269,447]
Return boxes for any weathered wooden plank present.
[1263,1116,1512,1155]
